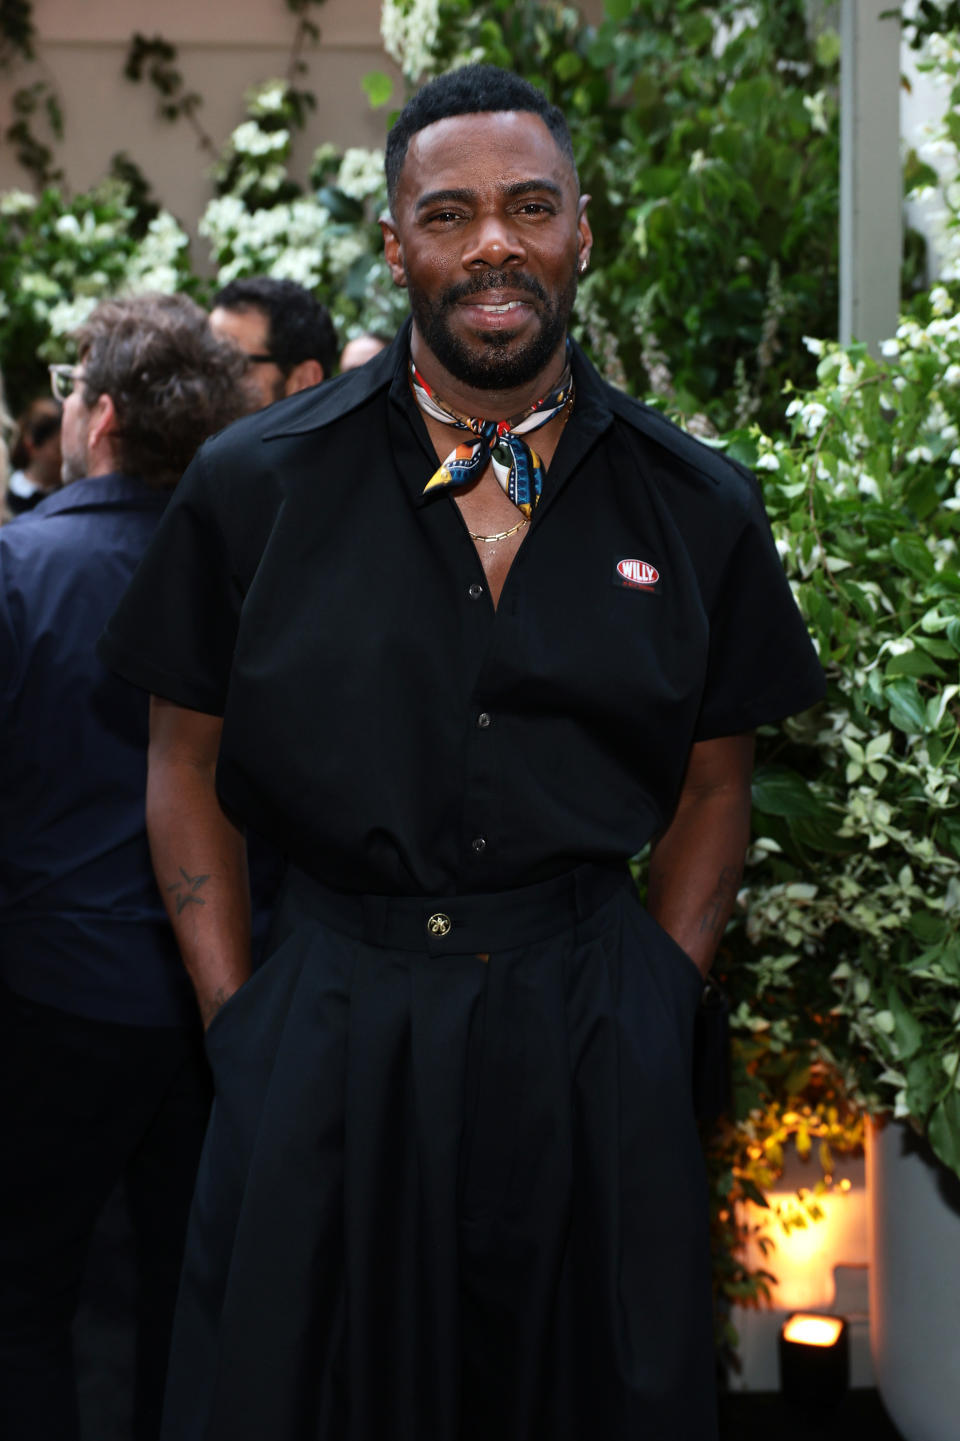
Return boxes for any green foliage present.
[4,78,63,188]
[709,309,960,1181]
[123,33,211,147]
[107,152,162,240]
[903,1,960,47]
[0,184,192,413]
[1,1,62,190]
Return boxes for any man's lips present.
[455,293,536,329]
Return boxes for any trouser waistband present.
[283,864,632,955]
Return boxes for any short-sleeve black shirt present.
[99,326,824,896]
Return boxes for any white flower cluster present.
[200,196,332,290]
[0,189,37,217]
[231,122,289,160]
[124,212,190,296]
[802,90,829,134]
[381,0,441,81]
[336,149,387,203]
[46,295,100,338]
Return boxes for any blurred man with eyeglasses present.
[0,294,245,1441]
[209,276,337,412]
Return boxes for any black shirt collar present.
[260,316,616,512]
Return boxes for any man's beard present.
[60,437,88,485]
[407,267,578,392]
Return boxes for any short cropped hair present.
[212,276,338,380]
[75,293,246,491]
[385,64,577,209]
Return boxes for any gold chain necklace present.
[466,517,530,543]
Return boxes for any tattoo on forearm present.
[699,865,742,937]
[200,985,230,1029]
[167,866,210,915]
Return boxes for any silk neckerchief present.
[411,357,574,518]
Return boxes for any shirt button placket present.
[468,705,493,861]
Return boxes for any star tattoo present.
[167,866,210,915]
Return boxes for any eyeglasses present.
[49,364,83,402]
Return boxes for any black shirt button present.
[471,836,487,854]
[477,712,491,729]
[468,583,484,600]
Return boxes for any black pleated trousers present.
[163,866,718,1441]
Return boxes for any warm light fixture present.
[779,1311,849,1409]
[782,1313,845,1347]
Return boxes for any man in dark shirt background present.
[0,293,244,1441]
[209,275,337,412]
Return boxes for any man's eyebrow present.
[414,178,566,213]
[503,178,564,201]
[415,188,474,213]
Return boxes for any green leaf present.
[638,165,683,197]
[815,28,842,67]
[887,990,925,1062]
[554,51,582,81]
[724,436,759,468]
[752,766,829,819]
[917,636,958,660]
[905,470,942,521]
[604,0,633,19]
[908,910,947,945]
[790,815,857,854]
[890,533,936,581]
[884,677,928,733]
[905,1054,940,1115]
[928,1091,960,1176]
[884,649,947,680]
[361,71,393,109]
[946,618,960,654]
[939,815,960,860]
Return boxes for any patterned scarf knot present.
[411,355,574,518]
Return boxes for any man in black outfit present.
[100,68,824,1440]
[0,294,244,1441]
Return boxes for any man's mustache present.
[439,273,549,306]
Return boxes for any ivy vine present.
[1,0,62,188]
[123,33,216,156]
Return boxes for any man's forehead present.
[400,110,574,197]
[211,305,270,340]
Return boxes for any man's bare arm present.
[147,695,251,1028]
[647,733,755,977]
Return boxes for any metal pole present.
[839,0,902,353]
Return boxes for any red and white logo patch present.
[614,558,660,592]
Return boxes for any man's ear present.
[86,391,117,453]
[576,195,594,275]
[284,359,325,396]
[380,216,407,288]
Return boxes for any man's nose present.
[461,213,526,268]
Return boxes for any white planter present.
[867,1118,960,1441]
